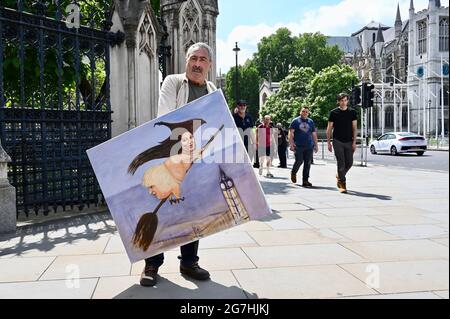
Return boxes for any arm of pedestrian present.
[289,128,296,151]
[326,122,334,153]
[313,131,319,154]
[352,120,358,153]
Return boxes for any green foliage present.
[260,67,315,127]
[151,0,161,16]
[1,1,110,109]
[296,33,344,73]
[224,61,261,121]
[308,64,359,127]
[253,28,299,82]
[252,29,344,81]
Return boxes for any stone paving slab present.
[378,225,449,240]
[0,236,111,259]
[0,278,98,299]
[242,244,365,268]
[432,238,449,247]
[227,221,272,232]
[341,240,449,262]
[40,254,132,281]
[433,291,449,299]
[341,260,449,294]
[331,227,400,242]
[0,257,55,283]
[247,229,347,246]
[263,218,313,230]
[296,215,389,228]
[372,214,443,226]
[340,292,442,299]
[93,271,249,299]
[198,231,259,249]
[232,265,376,299]
[315,207,391,217]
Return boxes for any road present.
[312,148,449,172]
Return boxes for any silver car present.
[370,132,428,156]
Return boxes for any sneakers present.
[302,180,313,188]
[291,173,297,184]
[180,263,210,281]
[140,265,159,287]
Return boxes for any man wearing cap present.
[232,100,255,160]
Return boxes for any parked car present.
[369,132,428,156]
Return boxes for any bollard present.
[0,144,16,234]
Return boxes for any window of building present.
[439,18,449,52]
[373,33,376,44]
[441,85,449,106]
[418,20,427,55]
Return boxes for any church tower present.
[160,0,219,83]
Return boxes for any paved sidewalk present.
[0,159,448,299]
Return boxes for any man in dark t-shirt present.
[326,93,358,193]
[232,100,255,159]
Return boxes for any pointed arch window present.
[417,20,427,55]
[439,17,449,52]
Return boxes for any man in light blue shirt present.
[289,107,319,187]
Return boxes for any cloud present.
[216,0,448,74]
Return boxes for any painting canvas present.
[87,90,272,263]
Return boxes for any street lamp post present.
[233,42,241,104]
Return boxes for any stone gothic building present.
[349,0,449,136]
[160,0,219,83]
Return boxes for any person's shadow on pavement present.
[113,275,259,299]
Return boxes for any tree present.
[252,28,299,82]
[308,64,359,128]
[260,67,315,127]
[251,29,344,83]
[1,1,113,109]
[224,61,261,121]
[296,33,344,73]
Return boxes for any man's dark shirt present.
[328,107,357,143]
[233,113,254,150]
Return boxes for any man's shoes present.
[302,180,313,188]
[291,173,297,184]
[140,265,159,287]
[337,180,347,193]
[180,263,210,281]
[266,173,274,178]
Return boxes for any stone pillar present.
[0,143,16,234]
[110,0,162,137]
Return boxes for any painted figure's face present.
[339,97,349,108]
[186,48,211,85]
[147,184,172,200]
[181,131,195,154]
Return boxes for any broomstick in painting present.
[128,119,224,251]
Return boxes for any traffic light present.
[351,85,362,107]
[362,82,375,108]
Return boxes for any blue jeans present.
[292,147,313,181]
[145,241,199,268]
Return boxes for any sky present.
[216,0,449,74]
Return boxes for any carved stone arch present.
[179,0,203,49]
[138,12,156,58]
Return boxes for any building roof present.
[327,36,362,53]
[351,21,390,36]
